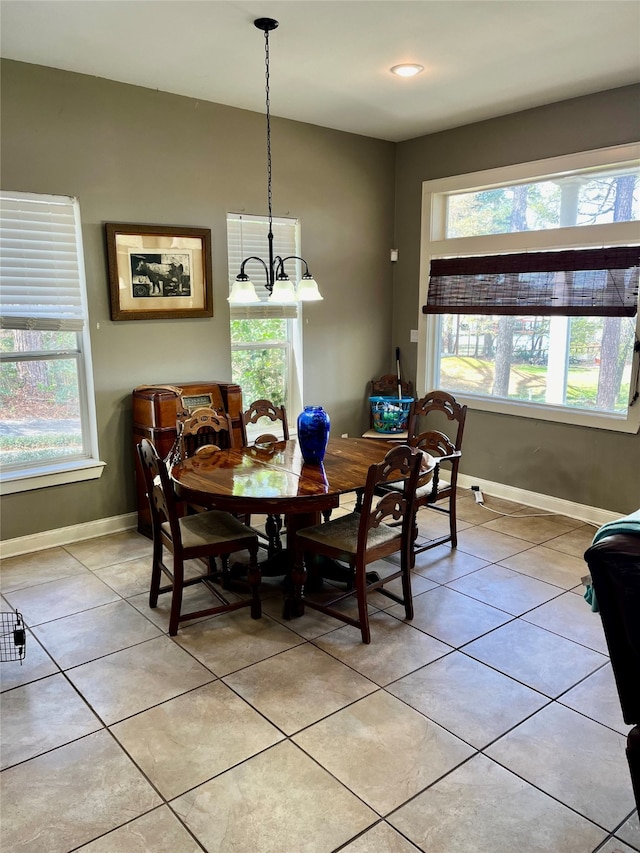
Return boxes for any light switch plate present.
[410,329,419,343]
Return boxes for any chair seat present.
[387,476,450,499]
[382,451,442,500]
[164,511,256,549]
[297,512,401,557]
[419,478,450,497]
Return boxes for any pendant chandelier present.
[228,18,322,306]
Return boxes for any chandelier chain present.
[264,28,273,232]
[228,18,321,304]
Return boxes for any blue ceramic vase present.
[297,406,330,465]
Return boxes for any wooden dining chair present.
[404,390,467,556]
[137,438,261,636]
[240,399,290,556]
[240,398,289,446]
[170,407,236,514]
[179,407,235,457]
[288,443,422,643]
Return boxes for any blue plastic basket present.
[369,396,413,434]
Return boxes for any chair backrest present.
[137,438,181,546]
[411,429,457,461]
[407,390,467,451]
[370,374,414,398]
[357,444,422,553]
[241,399,289,446]
[178,407,235,459]
[368,375,414,429]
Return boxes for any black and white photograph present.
[130,252,191,298]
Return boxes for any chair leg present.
[265,514,283,557]
[247,543,262,620]
[168,556,184,637]
[449,493,458,548]
[410,515,419,569]
[149,540,163,608]
[401,548,414,621]
[356,565,371,644]
[284,549,306,619]
[219,554,230,589]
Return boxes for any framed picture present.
[105,223,213,320]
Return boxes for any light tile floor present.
[1,492,638,853]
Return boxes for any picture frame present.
[105,223,213,320]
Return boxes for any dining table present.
[170,435,434,601]
[171,435,393,533]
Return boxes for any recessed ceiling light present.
[390,64,424,78]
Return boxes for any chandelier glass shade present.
[228,18,322,306]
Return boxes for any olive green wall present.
[394,84,640,514]
[0,60,396,540]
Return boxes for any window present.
[418,144,640,432]
[226,213,303,428]
[0,191,103,493]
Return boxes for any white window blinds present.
[0,191,88,331]
[227,213,300,320]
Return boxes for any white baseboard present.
[457,473,621,528]
[0,513,139,559]
[0,481,623,560]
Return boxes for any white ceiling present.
[1,0,639,142]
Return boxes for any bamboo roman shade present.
[0,192,87,331]
[423,247,640,317]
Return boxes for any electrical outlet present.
[471,485,485,504]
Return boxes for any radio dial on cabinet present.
[180,394,215,411]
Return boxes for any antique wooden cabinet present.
[132,381,243,536]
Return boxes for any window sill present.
[0,459,106,495]
[456,394,640,433]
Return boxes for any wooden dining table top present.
[170,436,428,515]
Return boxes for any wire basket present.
[1,611,26,663]
[369,396,413,434]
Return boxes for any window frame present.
[226,212,303,425]
[417,143,640,433]
[0,191,103,494]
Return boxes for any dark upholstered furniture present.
[584,519,640,811]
